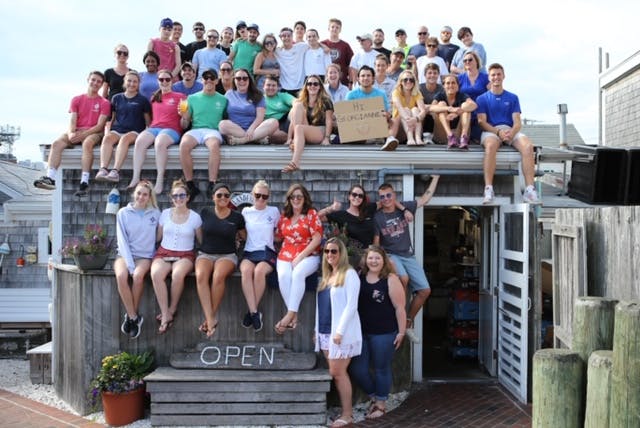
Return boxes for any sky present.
[1,0,639,163]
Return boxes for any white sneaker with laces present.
[482,186,495,205]
[523,186,542,204]
[423,132,434,144]
[381,136,399,151]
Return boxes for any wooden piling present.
[584,350,613,428]
[609,301,640,428]
[572,297,617,363]
[532,348,584,428]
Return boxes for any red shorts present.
[153,246,196,263]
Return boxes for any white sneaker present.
[381,136,399,151]
[482,186,494,205]
[523,186,542,205]
[405,328,420,343]
[423,132,434,145]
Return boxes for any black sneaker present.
[34,176,56,190]
[241,311,252,328]
[121,314,131,335]
[251,312,263,332]
[206,181,216,200]
[74,182,89,197]
[129,315,143,339]
[187,181,200,200]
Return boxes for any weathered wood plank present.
[585,350,613,428]
[151,401,326,414]
[151,391,326,402]
[146,367,331,382]
[147,381,331,393]
[171,344,316,370]
[150,413,327,426]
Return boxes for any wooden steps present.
[145,367,331,426]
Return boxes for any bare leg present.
[512,136,536,186]
[99,133,119,169]
[81,134,101,174]
[179,135,198,182]
[407,288,431,322]
[329,358,354,423]
[150,259,173,325]
[195,258,215,331]
[209,259,235,326]
[153,134,175,194]
[205,138,221,182]
[129,131,155,188]
[483,137,501,186]
[167,258,193,316]
[112,132,137,171]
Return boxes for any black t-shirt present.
[435,91,470,129]
[104,68,128,100]
[185,40,207,62]
[327,202,376,247]
[358,275,398,334]
[199,208,245,254]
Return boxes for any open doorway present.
[420,206,493,380]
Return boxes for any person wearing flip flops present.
[274,184,322,334]
[314,238,361,427]
[349,245,406,420]
[114,181,160,339]
[281,75,334,173]
[151,179,203,334]
[195,183,246,338]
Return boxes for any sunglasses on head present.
[323,248,339,254]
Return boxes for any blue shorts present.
[389,254,430,293]
[147,127,181,143]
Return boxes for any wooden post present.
[585,350,613,428]
[609,301,640,428]
[532,349,584,428]
[572,297,617,363]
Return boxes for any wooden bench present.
[26,341,52,384]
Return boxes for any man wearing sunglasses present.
[192,29,227,79]
[178,69,228,200]
[373,176,440,341]
[185,22,206,62]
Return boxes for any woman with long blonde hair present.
[390,69,427,146]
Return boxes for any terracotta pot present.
[101,386,145,426]
[73,254,108,271]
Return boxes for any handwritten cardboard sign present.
[334,97,388,143]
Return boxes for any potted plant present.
[60,223,113,270]
[89,351,154,426]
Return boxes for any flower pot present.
[73,254,108,270]
[102,386,145,426]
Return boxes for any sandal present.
[158,319,173,334]
[206,322,218,338]
[198,320,208,333]
[365,405,386,420]
[330,417,352,427]
[281,161,299,174]
[157,311,178,324]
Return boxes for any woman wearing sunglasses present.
[127,69,187,194]
[215,60,235,94]
[315,237,361,427]
[218,68,278,145]
[349,245,406,421]
[275,183,322,334]
[390,70,428,146]
[195,183,246,338]
[101,44,131,100]
[282,75,334,173]
[151,179,202,334]
[239,180,280,332]
[253,34,280,91]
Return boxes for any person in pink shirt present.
[128,69,186,194]
[34,71,110,197]
[147,18,181,80]
[275,183,323,334]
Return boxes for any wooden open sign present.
[334,97,388,143]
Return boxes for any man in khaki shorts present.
[34,71,111,197]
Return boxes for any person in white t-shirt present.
[303,29,332,80]
[239,180,281,332]
[349,33,379,87]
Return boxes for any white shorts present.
[480,125,525,146]
[185,128,223,145]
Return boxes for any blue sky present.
[1,0,639,162]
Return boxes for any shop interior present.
[421,207,492,380]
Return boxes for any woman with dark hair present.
[216,60,234,94]
[282,75,334,173]
[139,50,161,100]
[195,183,246,338]
[128,69,187,194]
[218,68,278,145]
[275,183,323,334]
[315,237,361,427]
[349,245,406,421]
[431,74,477,150]
[151,179,202,334]
[450,26,487,74]
[253,33,280,90]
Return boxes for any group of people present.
[113,175,439,425]
[33,17,541,206]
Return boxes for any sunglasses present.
[203,75,216,81]
[323,248,339,254]
[427,44,437,48]
[289,194,304,201]
[379,192,393,200]
[254,193,269,200]
[402,77,415,83]
[463,58,474,63]
[418,32,428,36]
[234,76,249,81]
[194,27,205,31]
[171,193,187,200]
[215,193,231,199]
[350,192,365,199]
[264,41,276,46]
[158,77,172,83]
[220,68,232,72]
[207,35,219,39]
[116,51,129,56]
[306,81,320,87]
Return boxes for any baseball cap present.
[181,61,195,71]
[247,23,259,32]
[201,69,218,80]
[395,29,407,36]
[236,20,247,29]
[391,47,405,57]
[356,33,373,41]
[160,18,173,28]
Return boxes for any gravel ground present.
[0,358,408,427]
